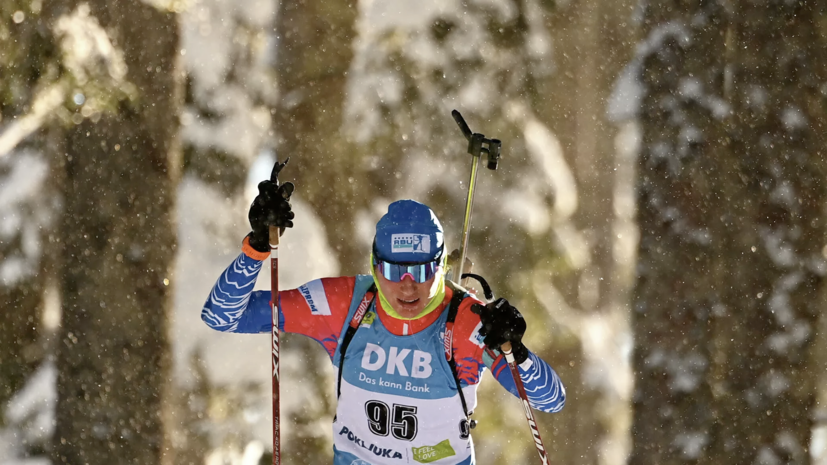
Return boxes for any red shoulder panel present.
[279,276,357,357]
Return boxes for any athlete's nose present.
[397,274,420,293]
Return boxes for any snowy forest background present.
[2,0,827,464]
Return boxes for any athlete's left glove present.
[247,179,295,253]
[471,298,529,364]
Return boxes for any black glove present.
[471,298,529,364]
[248,179,295,252]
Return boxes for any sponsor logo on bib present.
[361,343,433,378]
[412,439,456,463]
[339,426,403,460]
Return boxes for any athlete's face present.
[375,269,435,318]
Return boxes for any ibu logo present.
[391,234,431,254]
[361,343,433,378]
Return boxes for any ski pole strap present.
[336,284,377,399]
[445,282,474,426]
[447,358,473,426]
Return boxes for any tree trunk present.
[273,0,365,275]
[270,0,361,460]
[52,1,181,463]
[629,1,729,463]
[631,1,827,463]
[540,0,635,311]
[534,1,637,463]
[708,1,827,462]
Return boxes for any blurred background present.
[2,0,827,464]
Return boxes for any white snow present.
[0,361,56,464]
[765,321,811,354]
[759,226,797,267]
[672,431,709,460]
[756,446,782,465]
[642,347,707,394]
[776,430,804,459]
[54,5,126,84]
[607,64,644,123]
[181,87,272,164]
[770,180,797,209]
[781,105,808,132]
[759,370,791,398]
[608,22,691,123]
[0,152,47,217]
[746,85,769,110]
[522,115,578,220]
[0,150,49,286]
[501,190,552,236]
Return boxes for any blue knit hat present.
[374,200,444,264]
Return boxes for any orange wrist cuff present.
[242,236,270,261]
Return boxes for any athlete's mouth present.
[398,298,419,304]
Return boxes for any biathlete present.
[201,177,565,464]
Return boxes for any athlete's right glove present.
[247,179,295,253]
[471,298,529,364]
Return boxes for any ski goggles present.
[373,257,442,283]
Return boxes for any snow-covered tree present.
[709,1,827,462]
[628,1,729,462]
[629,0,827,463]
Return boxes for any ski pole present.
[451,110,501,286]
[464,263,551,465]
[269,158,293,465]
[472,316,551,465]
[500,342,551,465]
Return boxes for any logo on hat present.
[391,234,431,254]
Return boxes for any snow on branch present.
[0,85,63,158]
[0,3,135,158]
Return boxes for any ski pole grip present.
[269,226,280,246]
[487,139,501,170]
[270,157,290,183]
[501,342,516,364]
[452,110,472,141]
[268,159,292,239]
[280,182,295,199]
[502,341,513,353]
[469,133,484,157]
